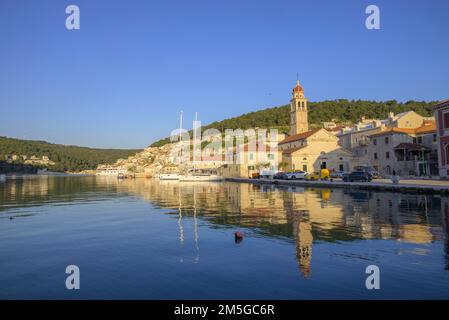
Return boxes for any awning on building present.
[394,143,431,152]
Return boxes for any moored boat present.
[179,173,223,182]
[158,173,180,180]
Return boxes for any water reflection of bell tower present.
[291,210,313,278]
[286,207,313,278]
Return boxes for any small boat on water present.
[0,174,6,183]
[179,174,223,182]
[159,173,180,180]
[117,173,126,180]
[179,169,224,182]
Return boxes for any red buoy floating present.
[235,230,244,243]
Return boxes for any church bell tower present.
[290,79,309,135]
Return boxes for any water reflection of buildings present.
[1,177,448,277]
[112,179,447,278]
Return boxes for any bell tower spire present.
[290,78,308,135]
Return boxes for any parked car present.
[330,170,346,179]
[284,171,308,180]
[251,172,260,179]
[306,168,330,181]
[259,169,277,179]
[343,171,373,182]
[354,165,379,179]
[273,172,288,180]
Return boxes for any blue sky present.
[0,0,448,149]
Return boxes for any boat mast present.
[179,110,183,143]
[179,110,183,166]
[193,112,198,171]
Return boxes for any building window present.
[444,112,449,129]
[268,154,274,160]
[433,134,437,142]
[386,152,390,159]
[374,153,378,160]
[373,139,377,145]
[417,136,423,144]
[303,165,307,172]
[385,137,389,144]
[413,137,417,144]
[446,145,449,165]
[249,153,254,160]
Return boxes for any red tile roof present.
[278,129,319,145]
[282,146,306,155]
[292,80,304,93]
[415,121,436,134]
[432,98,449,110]
[369,121,436,137]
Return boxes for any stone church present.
[278,80,354,173]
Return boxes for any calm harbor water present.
[1,176,449,299]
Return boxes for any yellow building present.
[279,80,354,172]
[219,142,279,178]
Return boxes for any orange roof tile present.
[432,98,449,110]
[278,129,319,145]
[369,121,436,137]
[415,121,436,134]
[282,146,306,155]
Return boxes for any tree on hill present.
[151,99,436,147]
[0,136,141,172]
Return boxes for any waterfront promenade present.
[226,177,449,194]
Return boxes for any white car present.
[259,169,277,179]
[284,171,307,180]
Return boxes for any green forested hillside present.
[151,99,436,147]
[0,136,141,172]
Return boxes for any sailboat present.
[158,173,180,180]
[179,112,223,182]
[179,172,223,182]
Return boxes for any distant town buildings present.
[92,79,448,180]
[96,165,127,176]
[4,154,55,166]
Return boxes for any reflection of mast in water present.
[193,185,200,263]
[178,185,184,262]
